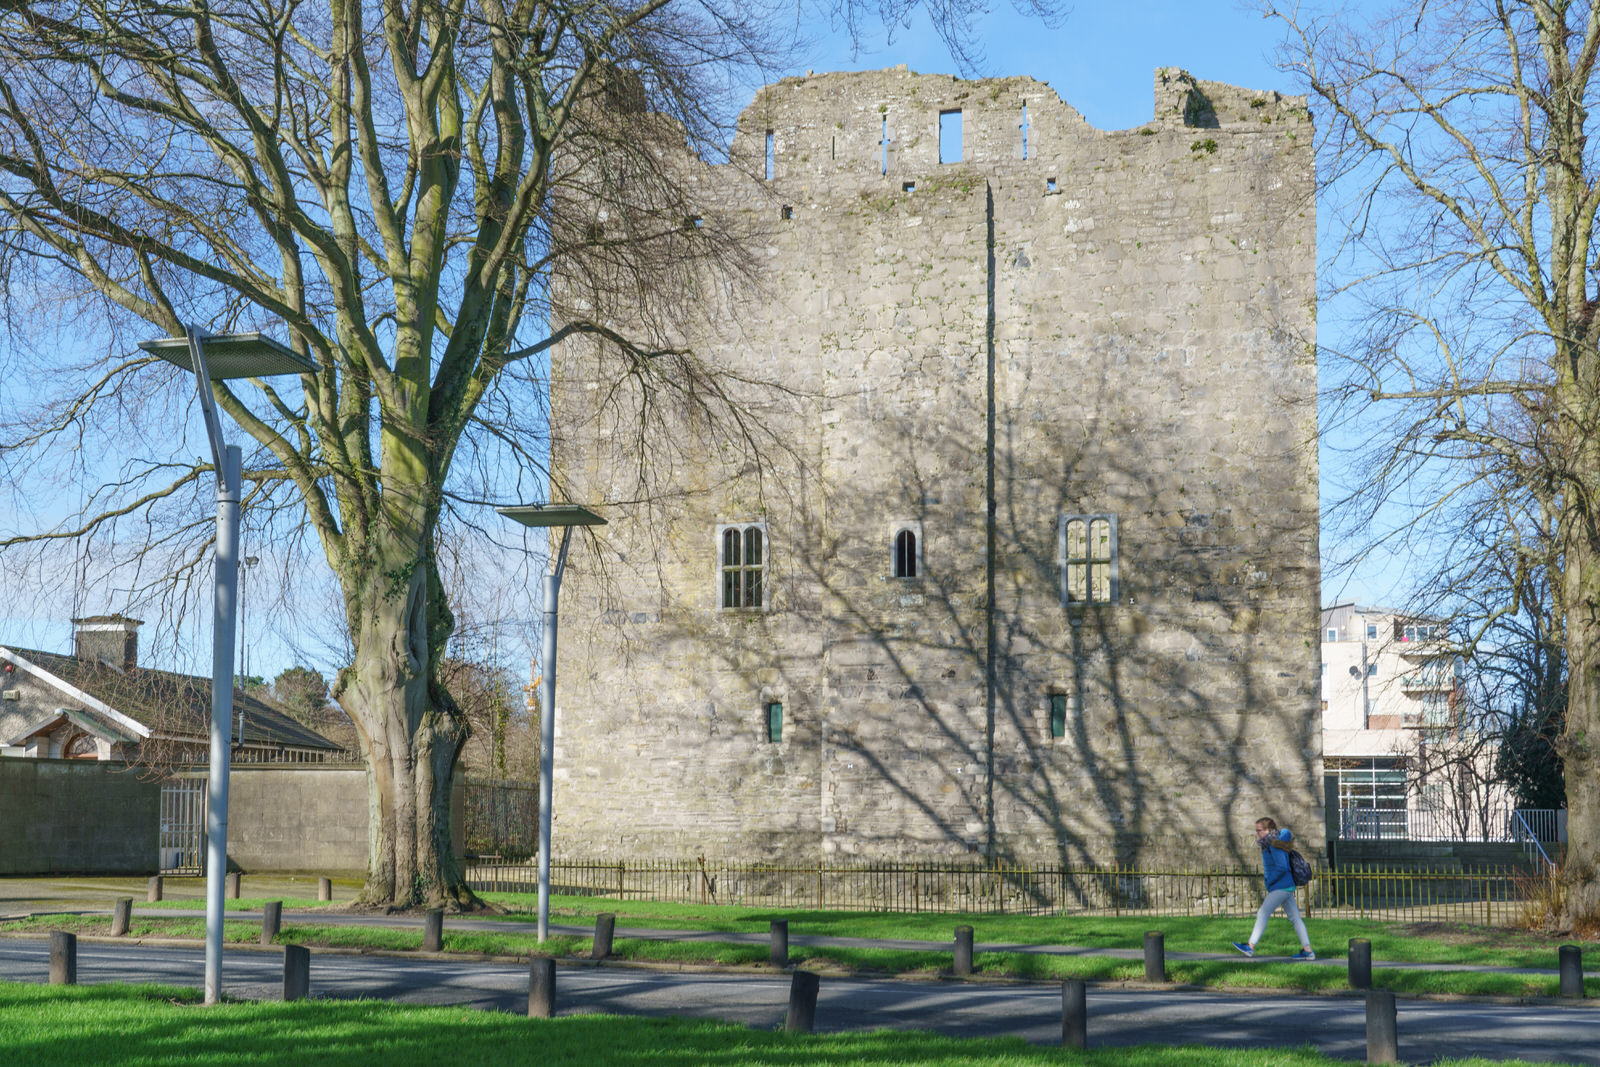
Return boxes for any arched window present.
[893,529,918,578]
[1059,514,1118,604]
[888,521,923,579]
[719,523,766,609]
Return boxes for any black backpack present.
[1287,848,1314,887]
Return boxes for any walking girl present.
[1232,817,1314,959]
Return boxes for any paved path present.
[1,938,1597,1063]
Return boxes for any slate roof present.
[3,646,344,753]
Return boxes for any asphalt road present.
[3,938,1598,1063]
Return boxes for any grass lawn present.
[478,892,1591,969]
[6,911,1597,1000]
[0,980,1560,1067]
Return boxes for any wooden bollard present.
[49,931,76,985]
[1560,944,1584,998]
[147,876,163,903]
[770,920,789,967]
[785,969,819,1033]
[953,925,974,976]
[1349,938,1373,989]
[283,944,310,1002]
[111,898,132,937]
[1144,931,1166,982]
[1061,978,1087,1049]
[1365,989,1397,1064]
[592,913,615,960]
[226,872,241,900]
[317,876,332,902]
[528,957,556,1018]
[262,901,283,944]
[422,908,443,952]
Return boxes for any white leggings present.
[1249,888,1310,947]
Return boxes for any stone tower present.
[548,67,1321,869]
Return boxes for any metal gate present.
[159,775,205,874]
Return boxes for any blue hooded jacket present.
[1260,828,1296,893]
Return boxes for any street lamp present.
[497,503,606,942]
[139,326,313,1004]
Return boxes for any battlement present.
[724,67,1310,185]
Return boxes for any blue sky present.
[8,2,1390,681]
[794,1,1289,132]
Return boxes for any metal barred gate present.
[158,774,205,874]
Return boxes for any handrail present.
[1511,809,1556,871]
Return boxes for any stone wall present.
[0,758,160,874]
[550,67,1321,869]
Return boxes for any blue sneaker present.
[1231,942,1254,957]
[1291,949,1316,961]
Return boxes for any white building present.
[1320,603,1466,838]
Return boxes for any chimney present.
[71,614,143,671]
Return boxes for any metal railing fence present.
[466,857,1542,924]
[462,778,539,860]
[1338,805,1560,843]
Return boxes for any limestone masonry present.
[550,67,1321,869]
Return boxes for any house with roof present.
[0,615,346,764]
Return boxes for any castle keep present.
[549,68,1321,869]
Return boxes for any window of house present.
[1367,663,1378,677]
[1326,627,1339,642]
[1059,514,1118,604]
[1403,624,1438,642]
[718,523,767,610]
[1049,694,1067,739]
[766,701,783,742]
[890,522,922,578]
[1367,623,1379,640]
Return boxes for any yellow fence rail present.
[465,858,1542,924]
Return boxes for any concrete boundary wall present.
[0,758,161,875]
[0,759,378,876]
[228,764,370,876]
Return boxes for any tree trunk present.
[1562,521,1600,926]
[336,549,474,909]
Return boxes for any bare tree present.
[0,0,1053,908]
[1272,0,1598,924]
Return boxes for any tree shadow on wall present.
[603,358,1320,901]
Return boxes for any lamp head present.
[497,504,607,529]
[139,333,314,379]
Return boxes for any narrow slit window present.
[720,523,767,610]
[1020,101,1030,159]
[766,701,783,743]
[881,115,888,175]
[939,109,962,164]
[765,130,775,180]
[1049,694,1067,739]
[781,205,793,220]
[893,529,918,578]
[1047,177,1057,193]
[902,181,915,193]
[1059,514,1118,605]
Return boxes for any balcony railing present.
[1399,671,1454,692]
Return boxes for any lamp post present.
[497,503,606,942]
[139,327,313,1004]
